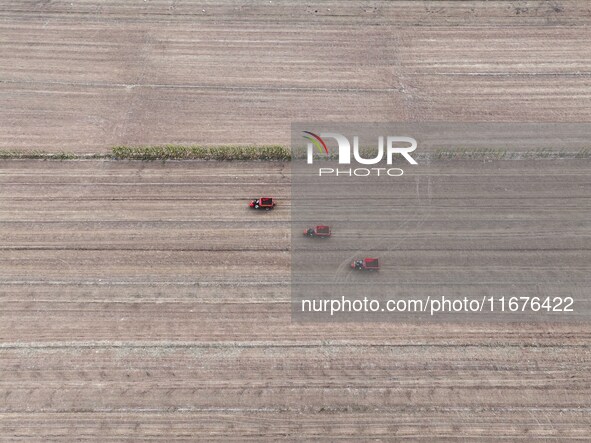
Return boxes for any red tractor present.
[249,197,276,210]
[351,258,380,271]
[303,225,331,238]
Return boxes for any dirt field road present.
[2,1,591,151]
[1,160,590,440]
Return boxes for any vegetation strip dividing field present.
[0,146,589,161]
[0,151,109,160]
[112,145,291,161]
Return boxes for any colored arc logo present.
[302,131,329,155]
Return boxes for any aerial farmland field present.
[1,1,590,440]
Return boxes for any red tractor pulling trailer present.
[249,197,276,210]
[304,225,331,238]
[351,258,380,271]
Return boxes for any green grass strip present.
[0,146,589,161]
[0,150,107,160]
[111,145,291,161]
